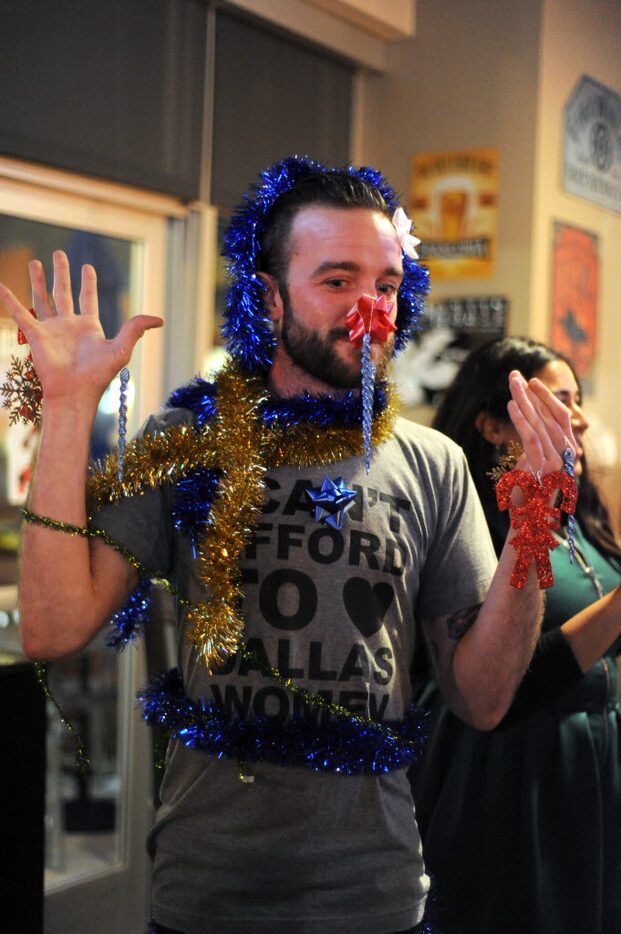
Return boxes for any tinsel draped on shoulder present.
[88,359,398,510]
[87,359,398,671]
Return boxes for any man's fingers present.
[507,397,546,473]
[52,251,74,317]
[0,282,39,336]
[29,260,54,320]
[79,264,99,317]
[527,377,576,454]
[508,370,576,474]
[112,315,163,361]
[524,377,576,467]
[508,372,559,471]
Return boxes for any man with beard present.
[0,158,577,934]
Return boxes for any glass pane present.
[0,215,138,888]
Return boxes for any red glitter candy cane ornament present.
[496,469,578,589]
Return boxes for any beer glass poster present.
[409,148,499,279]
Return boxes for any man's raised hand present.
[507,369,576,477]
[0,250,162,410]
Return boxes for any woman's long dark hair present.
[432,336,621,563]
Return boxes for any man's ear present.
[256,272,284,326]
[475,410,510,445]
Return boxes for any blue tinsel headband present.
[222,156,430,373]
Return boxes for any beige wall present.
[359,0,621,526]
[360,0,543,333]
[530,0,621,515]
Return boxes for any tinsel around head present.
[222,156,430,374]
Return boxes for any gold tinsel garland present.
[87,361,398,671]
[88,423,219,510]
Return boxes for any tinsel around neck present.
[168,363,392,430]
[90,361,398,512]
[89,361,398,671]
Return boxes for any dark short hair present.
[258,169,390,283]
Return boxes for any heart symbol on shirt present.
[342,578,395,637]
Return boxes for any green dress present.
[410,522,621,934]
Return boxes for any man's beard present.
[279,287,394,390]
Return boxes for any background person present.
[410,335,621,934]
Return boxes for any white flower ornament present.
[392,207,421,260]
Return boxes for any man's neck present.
[267,355,360,400]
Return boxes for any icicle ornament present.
[346,293,397,471]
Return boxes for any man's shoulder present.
[391,415,466,463]
[139,405,197,438]
[139,374,220,437]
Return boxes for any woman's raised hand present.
[0,250,162,410]
[507,370,577,476]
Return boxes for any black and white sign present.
[563,75,621,214]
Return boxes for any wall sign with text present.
[408,148,499,280]
[563,75,621,214]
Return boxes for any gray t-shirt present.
[96,411,497,934]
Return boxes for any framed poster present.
[550,222,599,390]
[563,75,621,214]
[409,148,499,279]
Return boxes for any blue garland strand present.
[117,367,129,482]
[106,578,153,649]
[167,370,391,432]
[361,333,375,472]
[222,156,430,373]
[167,376,218,428]
[172,467,222,557]
[138,668,427,776]
[260,381,389,428]
[562,447,576,563]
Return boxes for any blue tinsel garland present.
[168,370,390,429]
[222,156,430,373]
[167,376,217,428]
[172,467,222,556]
[106,577,153,649]
[139,668,427,776]
[260,381,389,428]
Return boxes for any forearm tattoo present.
[446,603,482,640]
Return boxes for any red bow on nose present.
[346,294,397,344]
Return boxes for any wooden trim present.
[0,156,188,219]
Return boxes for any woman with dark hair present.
[410,336,621,934]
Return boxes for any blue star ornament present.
[305,476,358,530]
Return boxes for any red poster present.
[550,223,598,386]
